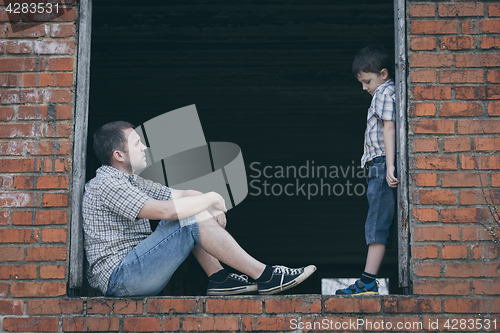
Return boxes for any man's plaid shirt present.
[82,165,172,295]
[360,79,396,168]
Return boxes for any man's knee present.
[195,210,217,226]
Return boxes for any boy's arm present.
[384,120,399,188]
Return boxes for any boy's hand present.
[386,165,399,188]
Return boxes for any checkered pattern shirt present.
[82,165,172,295]
[361,79,396,168]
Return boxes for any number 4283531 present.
[6,3,61,14]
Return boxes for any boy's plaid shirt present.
[361,79,396,168]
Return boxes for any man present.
[83,121,316,296]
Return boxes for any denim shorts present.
[106,216,200,297]
[365,156,396,245]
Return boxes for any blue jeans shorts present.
[106,216,200,297]
[365,156,396,245]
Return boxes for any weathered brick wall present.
[408,0,500,301]
[0,1,499,332]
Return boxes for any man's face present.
[356,70,388,96]
[123,128,147,173]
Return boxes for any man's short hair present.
[352,45,393,79]
[93,121,135,166]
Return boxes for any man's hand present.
[208,207,227,228]
[386,165,399,188]
[210,192,227,213]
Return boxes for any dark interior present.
[85,0,400,295]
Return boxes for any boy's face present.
[356,69,388,96]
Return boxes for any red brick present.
[63,317,120,332]
[413,138,438,152]
[265,298,321,313]
[446,263,500,278]
[460,189,500,205]
[412,173,438,186]
[0,264,37,279]
[410,54,453,67]
[413,86,452,100]
[0,299,23,315]
[41,193,69,207]
[0,246,24,261]
[442,244,467,259]
[414,262,442,277]
[0,58,23,72]
[412,244,438,259]
[411,119,454,134]
[0,282,8,297]
[44,158,70,172]
[413,280,470,295]
[473,280,500,295]
[23,7,77,22]
[411,102,436,116]
[88,299,143,315]
[2,23,46,38]
[456,54,500,67]
[241,316,295,331]
[462,226,500,241]
[33,210,67,225]
[410,4,435,17]
[6,40,32,54]
[46,123,71,138]
[50,23,76,37]
[462,20,500,34]
[413,155,457,170]
[0,192,34,207]
[38,73,54,87]
[414,226,460,241]
[489,102,500,116]
[41,228,67,243]
[385,298,441,313]
[0,158,37,172]
[13,175,34,189]
[0,74,17,87]
[27,299,83,314]
[0,229,38,243]
[36,175,69,189]
[440,36,474,50]
[18,105,49,120]
[0,141,24,155]
[444,137,471,152]
[482,36,500,49]
[0,124,36,138]
[439,3,484,17]
[444,298,500,313]
[458,120,500,134]
[441,69,483,84]
[457,86,500,100]
[27,140,71,155]
[2,176,13,190]
[45,89,73,103]
[476,137,500,151]
[410,36,436,50]
[462,155,500,169]
[442,207,490,223]
[49,57,74,71]
[0,210,7,225]
[418,189,457,205]
[441,101,482,117]
[3,317,59,332]
[40,265,66,279]
[206,299,262,314]
[56,105,72,119]
[413,208,439,222]
[324,298,380,313]
[411,69,437,83]
[487,70,500,83]
[34,40,75,55]
[490,4,500,17]
[471,245,498,260]
[411,20,457,34]
[441,172,488,187]
[0,107,14,121]
[26,246,66,261]
[54,73,73,87]
[494,173,500,186]
[10,282,66,297]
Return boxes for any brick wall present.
[0,1,499,332]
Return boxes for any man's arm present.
[137,191,226,221]
[170,189,227,227]
[383,120,399,188]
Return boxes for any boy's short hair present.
[93,121,135,166]
[352,45,393,79]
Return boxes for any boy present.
[336,46,398,295]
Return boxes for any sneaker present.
[206,273,258,296]
[257,265,316,295]
[335,279,379,296]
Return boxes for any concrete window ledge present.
[2,295,500,332]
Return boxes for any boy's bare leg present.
[193,210,266,279]
[364,243,386,275]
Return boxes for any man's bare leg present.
[364,243,386,275]
[193,210,266,279]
